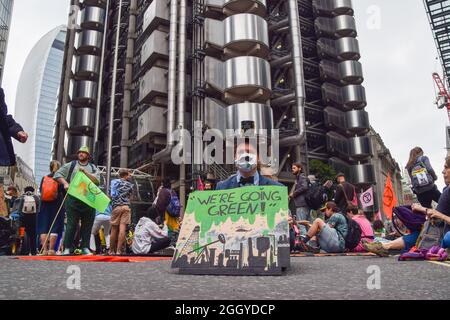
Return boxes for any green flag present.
[67,171,110,212]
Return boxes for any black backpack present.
[305,182,326,210]
[343,215,362,251]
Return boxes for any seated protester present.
[346,206,374,252]
[372,220,385,238]
[298,201,347,253]
[131,206,170,255]
[364,156,450,257]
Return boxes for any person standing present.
[54,146,100,255]
[17,186,40,255]
[406,147,440,208]
[334,173,356,213]
[37,160,66,255]
[90,204,112,254]
[109,169,134,255]
[0,88,28,167]
[289,163,310,222]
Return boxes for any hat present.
[77,146,90,155]
[335,172,345,181]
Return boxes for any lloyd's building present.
[54,0,375,205]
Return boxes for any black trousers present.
[149,237,171,253]
[20,214,37,255]
[417,187,441,208]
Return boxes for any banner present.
[68,171,110,213]
[359,187,374,208]
[383,175,397,220]
[172,185,290,275]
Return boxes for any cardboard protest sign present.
[172,186,290,275]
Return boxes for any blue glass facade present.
[14,26,66,184]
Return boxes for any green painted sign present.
[172,186,290,275]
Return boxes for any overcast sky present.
[1,0,448,189]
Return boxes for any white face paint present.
[235,152,257,173]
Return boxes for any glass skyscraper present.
[0,0,13,85]
[14,25,66,184]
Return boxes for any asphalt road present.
[0,255,449,300]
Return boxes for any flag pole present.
[39,191,69,255]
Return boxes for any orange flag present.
[383,175,397,220]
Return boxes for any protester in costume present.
[37,160,65,255]
[216,141,283,190]
[109,169,134,255]
[54,146,100,255]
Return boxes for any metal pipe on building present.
[152,0,178,163]
[106,0,123,194]
[120,0,137,167]
[55,0,80,162]
[177,0,187,211]
[279,0,307,148]
[94,0,110,163]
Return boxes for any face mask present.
[235,153,257,173]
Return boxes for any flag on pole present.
[382,175,397,220]
[67,171,111,213]
[359,187,374,208]
[197,176,205,191]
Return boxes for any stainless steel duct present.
[279,0,307,147]
[94,0,110,161]
[120,0,137,167]
[152,0,179,162]
[177,0,187,210]
[106,0,123,194]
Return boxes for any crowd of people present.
[1,82,449,258]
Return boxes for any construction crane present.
[432,72,450,122]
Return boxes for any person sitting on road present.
[298,201,348,253]
[131,205,170,255]
[364,156,450,257]
[346,206,374,252]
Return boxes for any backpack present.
[41,176,58,202]
[410,158,433,190]
[22,194,37,214]
[343,215,362,250]
[416,219,447,250]
[305,182,326,210]
[167,190,181,218]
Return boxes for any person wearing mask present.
[17,186,40,255]
[109,169,134,255]
[289,163,310,223]
[334,173,356,213]
[54,146,100,255]
[406,147,440,208]
[37,160,65,255]
[0,88,28,167]
[216,141,283,190]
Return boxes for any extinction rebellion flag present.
[359,187,374,208]
[68,171,111,212]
